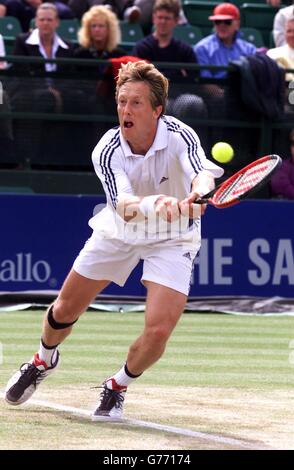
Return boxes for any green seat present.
[240,3,284,48]
[3,36,15,55]
[57,19,79,41]
[0,16,22,38]
[239,27,264,48]
[182,1,221,36]
[173,24,203,45]
[119,21,144,43]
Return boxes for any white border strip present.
[1,393,271,450]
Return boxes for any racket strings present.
[214,160,276,204]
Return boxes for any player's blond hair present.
[116,61,169,115]
[78,5,121,51]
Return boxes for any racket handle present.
[193,198,209,204]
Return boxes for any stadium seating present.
[0,17,22,54]
[240,3,283,47]
[119,21,144,53]
[182,1,222,36]
[239,27,264,48]
[56,19,79,42]
[173,24,203,45]
[0,16,22,38]
[120,21,144,43]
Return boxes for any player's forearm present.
[116,195,164,222]
[116,196,143,222]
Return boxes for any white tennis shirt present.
[90,115,224,243]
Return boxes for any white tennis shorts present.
[73,234,200,296]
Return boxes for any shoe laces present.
[95,385,125,411]
[17,362,45,388]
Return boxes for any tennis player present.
[5,61,223,419]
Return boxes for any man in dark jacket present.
[132,0,196,80]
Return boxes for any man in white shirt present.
[273,2,294,47]
[268,16,294,81]
[5,61,223,419]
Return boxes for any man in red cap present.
[194,2,256,78]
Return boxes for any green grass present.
[1,310,294,450]
[1,310,294,390]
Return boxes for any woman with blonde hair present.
[74,6,127,140]
[74,5,126,60]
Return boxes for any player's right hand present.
[155,196,181,223]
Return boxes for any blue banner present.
[0,194,293,297]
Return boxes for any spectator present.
[12,2,74,78]
[273,2,294,47]
[0,34,13,164]
[8,3,76,166]
[74,6,126,111]
[68,1,141,22]
[267,16,294,82]
[0,1,7,17]
[132,0,207,133]
[133,0,187,33]
[132,0,196,79]
[270,129,294,199]
[74,6,128,159]
[194,3,256,79]
[75,5,125,62]
[0,32,6,68]
[1,0,74,32]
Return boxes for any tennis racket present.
[194,154,282,209]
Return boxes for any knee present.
[50,300,80,324]
[145,325,170,348]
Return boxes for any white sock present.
[109,363,142,388]
[38,339,59,367]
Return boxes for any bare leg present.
[42,269,110,346]
[126,281,187,375]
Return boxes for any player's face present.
[117,81,162,147]
[36,9,59,37]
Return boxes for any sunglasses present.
[213,19,233,26]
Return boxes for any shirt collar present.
[120,117,168,158]
[25,28,69,50]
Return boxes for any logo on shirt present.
[183,252,192,260]
[159,176,169,184]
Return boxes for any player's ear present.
[154,105,163,118]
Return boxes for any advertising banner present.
[0,194,293,298]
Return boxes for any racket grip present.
[193,198,209,204]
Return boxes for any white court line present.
[0,392,271,450]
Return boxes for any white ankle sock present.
[110,363,141,388]
[38,339,58,367]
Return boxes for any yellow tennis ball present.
[211,142,234,163]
